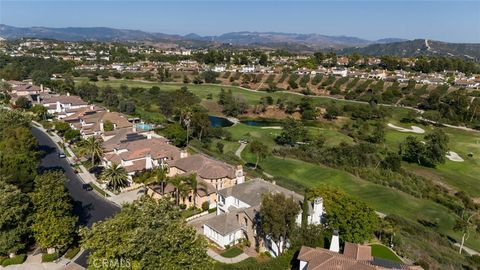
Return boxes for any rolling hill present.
[339,39,480,61]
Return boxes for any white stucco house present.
[202,179,325,256]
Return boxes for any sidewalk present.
[207,249,250,264]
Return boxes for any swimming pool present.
[136,123,155,131]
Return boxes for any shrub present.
[1,254,27,267]
[64,246,81,260]
[42,253,59,263]
[201,201,210,211]
[179,204,187,210]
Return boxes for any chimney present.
[90,105,94,110]
[132,125,137,133]
[100,120,104,132]
[330,230,340,253]
[180,149,188,159]
[235,165,245,184]
[145,154,153,170]
[66,92,70,96]
[310,197,324,225]
[40,84,44,92]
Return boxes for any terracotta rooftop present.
[172,154,236,179]
[41,95,87,106]
[297,245,420,270]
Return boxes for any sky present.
[1,0,479,43]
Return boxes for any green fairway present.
[384,120,480,197]
[369,244,403,263]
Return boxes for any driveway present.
[31,127,120,268]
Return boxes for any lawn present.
[369,244,403,263]
[220,246,244,258]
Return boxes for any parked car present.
[58,152,66,158]
[82,183,93,191]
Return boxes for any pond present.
[240,120,284,127]
[209,116,234,127]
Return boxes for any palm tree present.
[168,175,189,205]
[78,136,103,168]
[101,163,129,193]
[156,166,168,196]
[184,173,207,208]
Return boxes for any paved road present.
[31,127,120,268]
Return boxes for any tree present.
[103,120,114,132]
[275,118,308,146]
[53,121,71,136]
[454,211,478,254]
[190,110,210,141]
[203,71,218,83]
[324,104,341,120]
[64,129,81,142]
[250,139,269,169]
[424,129,449,165]
[30,104,48,120]
[15,96,31,109]
[0,182,30,256]
[80,197,211,270]
[31,70,50,86]
[184,173,206,209]
[30,171,77,253]
[259,192,301,255]
[307,186,379,243]
[216,142,224,153]
[163,123,187,147]
[101,163,129,193]
[168,175,190,206]
[78,136,103,168]
[400,136,430,166]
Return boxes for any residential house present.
[202,179,324,256]
[76,111,133,137]
[103,136,182,182]
[331,67,348,77]
[297,243,421,270]
[169,154,245,191]
[41,94,89,115]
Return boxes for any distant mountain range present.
[1,24,479,60]
[0,24,405,49]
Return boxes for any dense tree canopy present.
[308,186,379,243]
[30,171,77,251]
[0,182,31,255]
[81,197,211,270]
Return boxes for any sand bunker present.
[446,151,464,162]
[387,123,425,134]
[260,126,282,130]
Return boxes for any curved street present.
[31,127,120,268]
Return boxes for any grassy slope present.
[369,244,403,263]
